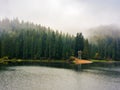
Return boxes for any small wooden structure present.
[78,50,82,59]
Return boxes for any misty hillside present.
[0,18,47,32]
[85,25,120,60]
[86,25,120,43]
[0,19,120,60]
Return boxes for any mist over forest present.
[1,0,120,90]
[0,18,120,60]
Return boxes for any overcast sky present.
[0,0,120,35]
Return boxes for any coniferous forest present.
[0,18,120,61]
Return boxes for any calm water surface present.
[0,66,120,90]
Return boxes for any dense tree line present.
[87,25,120,60]
[0,19,120,60]
[0,19,76,60]
[90,37,120,60]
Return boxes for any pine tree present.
[75,33,84,56]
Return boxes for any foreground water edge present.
[0,65,120,90]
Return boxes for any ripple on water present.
[0,66,120,90]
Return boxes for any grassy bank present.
[0,59,67,64]
[91,59,117,63]
[0,59,116,64]
[0,58,119,65]
[0,59,76,70]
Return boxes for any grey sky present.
[0,0,120,35]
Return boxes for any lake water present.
[0,66,120,90]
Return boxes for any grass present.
[0,58,119,65]
[0,59,67,64]
[91,59,116,63]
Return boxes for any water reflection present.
[0,66,120,90]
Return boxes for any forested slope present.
[0,19,120,60]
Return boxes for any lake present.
[0,65,120,90]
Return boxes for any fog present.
[0,0,120,35]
